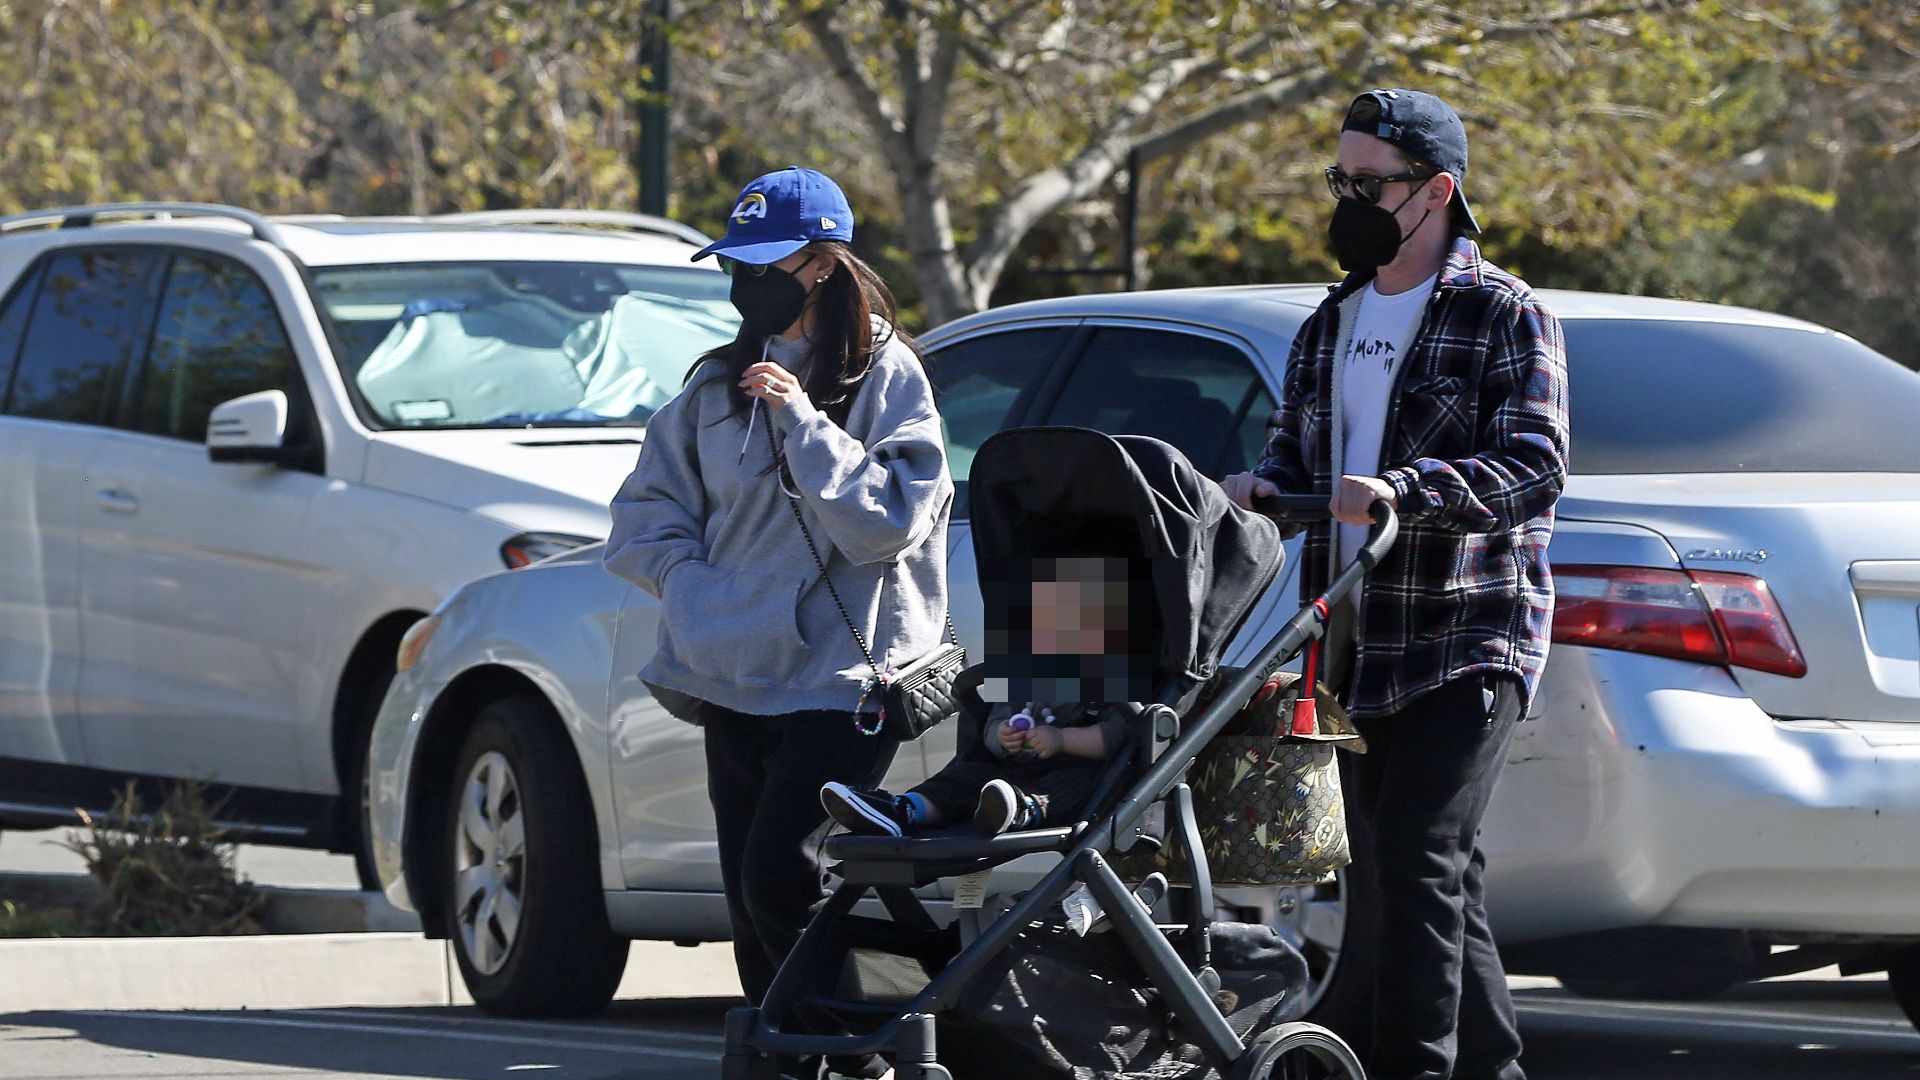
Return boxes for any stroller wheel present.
[1233,1021,1365,1080]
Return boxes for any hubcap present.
[453,751,526,976]
[1223,871,1348,1015]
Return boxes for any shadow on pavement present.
[1515,979,1920,1079]
[0,998,738,1080]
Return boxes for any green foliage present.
[1,0,1914,362]
[0,899,82,938]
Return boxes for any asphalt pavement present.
[4,978,1917,1079]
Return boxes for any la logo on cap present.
[732,193,768,223]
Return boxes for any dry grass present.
[49,781,267,937]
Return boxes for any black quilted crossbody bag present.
[768,419,964,740]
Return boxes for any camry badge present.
[1685,548,1770,564]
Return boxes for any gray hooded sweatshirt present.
[603,330,953,719]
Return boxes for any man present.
[1224,88,1570,1080]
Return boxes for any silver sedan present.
[368,286,1920,1031]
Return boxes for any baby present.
[823,555,1153,837]
[822,698,1125,837]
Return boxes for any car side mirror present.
[207,390,289,465]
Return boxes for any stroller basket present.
[723,427,1395,1080]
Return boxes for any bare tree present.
[768,0,1712,324]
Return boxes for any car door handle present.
[96,488,140,515]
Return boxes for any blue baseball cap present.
[1342,89,1480,233]
[691,166,856,264]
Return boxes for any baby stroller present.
[721,427,1397,1080]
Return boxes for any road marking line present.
[67,1010,719,1062]
[300,1007,726,1047]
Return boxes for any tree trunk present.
[896,157,974,326]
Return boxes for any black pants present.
[704,706,897,1077]
[1348,676,1527,1080]
[911,754,1104,828]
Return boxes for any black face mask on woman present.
[1327,179,1434,273]
[729,259,824,338]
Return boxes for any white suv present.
[0,203,736,886]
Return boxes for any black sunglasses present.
[717,255,772,278]
[1324,165,1434,205]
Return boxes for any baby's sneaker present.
[973,778,1039,836]
[821,782,913,837]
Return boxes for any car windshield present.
[1565,319,1920,474]
[311,261,738,429]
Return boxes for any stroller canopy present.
[968,427,1284,693]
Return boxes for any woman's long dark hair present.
[688,241,923,431]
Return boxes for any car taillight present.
[1552,564,1807,678]
[500,532,596,569]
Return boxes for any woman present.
[604,166,951,1079]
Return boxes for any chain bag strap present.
[767,416,963,739]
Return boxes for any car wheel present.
[1887,945,1920,1033]
[340,652,398,893]
[1294,839,1376,1052]
[442,695,629,1016]
[1221,828,1377,1055]
[345,717,383,893]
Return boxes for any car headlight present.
[396,613,441,674]
[500,531,597,569]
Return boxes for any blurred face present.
[1029,574,1127,655]
[982,556,1155,702]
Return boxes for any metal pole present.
[637,0,672,216]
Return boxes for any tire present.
[340,652,398,893]
[344,716,383,893]
[1232,1022,1365,1080]
[442,696,629,1017]
[1292,754,1378,1054]
[1886,944,1920,1034]
[1545,928,1756,1001]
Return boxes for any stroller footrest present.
[825,826,1077,864]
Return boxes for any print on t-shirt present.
[1351,336,1398,370]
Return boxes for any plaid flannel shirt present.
[1254,238,1570,719]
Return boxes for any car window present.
[130,254,299,442]
[4,250,164,425]
[0,262,41,408]
[310,261,738,429]
[927,326,1071,516]
[1565,320,1920,473]
[1043,326,1276,478]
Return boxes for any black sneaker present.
[821,782,912,837]
[974,778,1034,837]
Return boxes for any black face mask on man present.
[729,260,817,338]
[1327,178,1435,273]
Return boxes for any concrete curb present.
[0,871,421,934]
[0,934,742,1013]
[0,871,741,1012]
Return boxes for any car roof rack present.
[429,209,712,249]
[0,202,290,248]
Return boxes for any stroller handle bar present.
[1104,499,1397,846]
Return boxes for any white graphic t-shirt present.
[1339,273,1437,568]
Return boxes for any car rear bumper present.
[1483,646,1920,942]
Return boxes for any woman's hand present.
[740,361,805,411]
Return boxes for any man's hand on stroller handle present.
[1331,474,1397,526]
[1222,471,1397,526]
